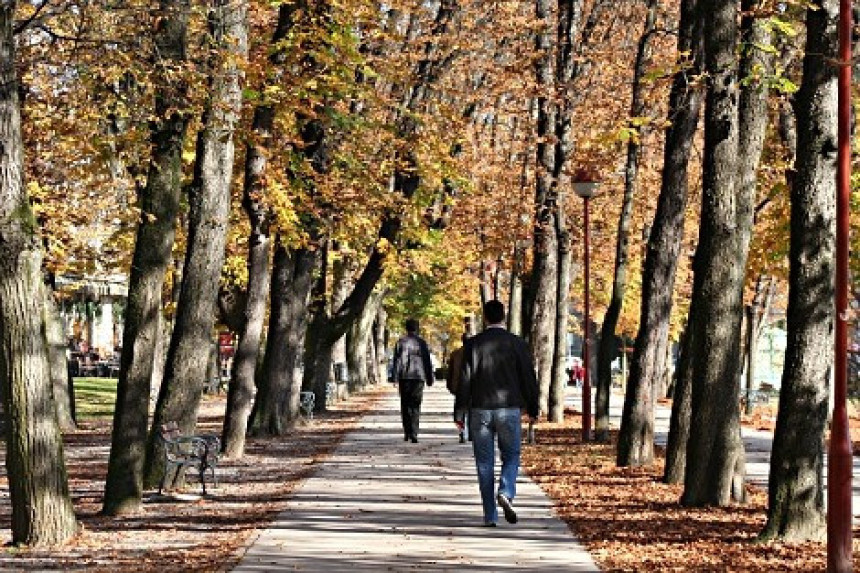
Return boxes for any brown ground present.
[0,386,384,571]
[522,408,860,572]
[0,390,857,571]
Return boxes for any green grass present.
[73,377,118,420]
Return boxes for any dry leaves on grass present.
[522,408,860,573]
[0,386,385,572]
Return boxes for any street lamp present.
[573,168,600,443]
[829,1,852,571]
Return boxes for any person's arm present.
[516,338,540,420]
[392,340,403,384]
[420,339,434,385]
[454,340,473,424]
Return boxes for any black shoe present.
[482,521,496,528]
[497,493,517,524]
[411,436,418,443]
[404,435,409,441]
[459,433,466,444]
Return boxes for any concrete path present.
[234,385,600,572]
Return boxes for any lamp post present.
[573,169,600,442]
[828,1,852,571]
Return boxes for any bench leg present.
[199,465,208,495]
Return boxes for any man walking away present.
[455,300,539,527]
[392,318,434,443]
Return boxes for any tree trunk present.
[331,255,355,401]
[682,0,768,506]
[0,4,78,543]
[529,0,558,417]
[347,289,383,392]
[44,285,76,430]
[220,1,298,457]
[620,0,702,468]
[664,319,694,483]
[373,303,388,384]
[103,0,190,516]
[146,0,247,486]
[760,0,837,541]
[549,219,571,422]
[595,0,658,444]
[249,242,315,435]
[508,249,524,336]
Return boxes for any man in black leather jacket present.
[392,318,434,443]
[454,300,539,526]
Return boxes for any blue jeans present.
[469,407,522,523]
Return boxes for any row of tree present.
[0,0,854,550]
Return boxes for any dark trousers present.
[398,379,425,439]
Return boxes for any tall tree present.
[547,0,588,423]
[529,0,558,415]
[761,0,837,541]
[103,0,191,516]
[620,0,703,468]
[0,0,78,544]
[595,0,659,442]
[250,241,315,433]
[682,0,772,506]
[221,1,297,456]
[145,0,248,484]
[682,0,744,505]
[301,0,461,411]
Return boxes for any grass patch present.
[73,377,118,420]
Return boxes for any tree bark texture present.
[347,289,383,392]
[595,0,658,443]
[103,0,190,516]
[664,320,694,483]
[622,0,703,469]
[508,248,524,336]
[529,0,558,416]
[147,0,248,485]
[682,0,758,506]
[44,286,76,430]
[0,4,78,544]
[220,1,297,457]
[549,217,571,422]
[761,0,837,541]
[250,241,314,435]
[373,303,388,384]
[622,1,693,463]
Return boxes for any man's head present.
[405,318,419,334]
[483,300,505,325]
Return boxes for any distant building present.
[55,274,127,357]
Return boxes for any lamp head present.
[572,167,601,198]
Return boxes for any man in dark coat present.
[455,300,539,526]
[392,318,434,443]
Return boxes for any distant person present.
[455,300,539,527]
[446,333,470,444]
[568,358,584,387]
[392,318,434,443]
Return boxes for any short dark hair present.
[483,300,505,325]
[405,318,419,333]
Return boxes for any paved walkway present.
[234,385,599,572]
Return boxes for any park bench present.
[299,391,315,420]
[158,422,221,495]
